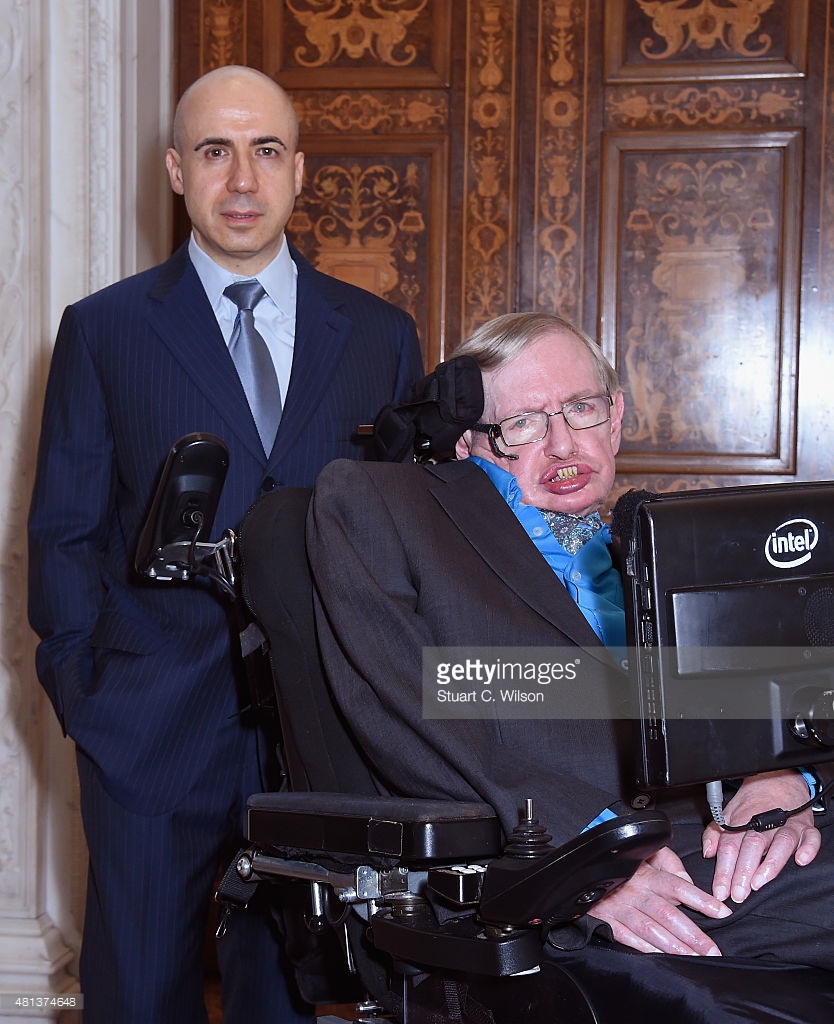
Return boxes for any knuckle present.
[653,902,681,929]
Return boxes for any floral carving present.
[290,158,427,323]
[294,90,447,133]
[204,0,243,68]
[635,0,776,60]
[607,82,800,128]
[285,0,428,67]
[617,149,783,454]
[462,0,515,333]
[534,0,584,320]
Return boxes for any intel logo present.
[765,518,819,569]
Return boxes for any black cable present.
[708,780,829,833]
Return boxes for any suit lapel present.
[269,249,352,464]
[425,461,618,668]
[145,245,265,461]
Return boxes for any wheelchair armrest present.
[368,810,671,978]
[477,810,672,927]
[236,796,671,982]
[246,791,502,862]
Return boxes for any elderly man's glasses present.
[472,394,612,460]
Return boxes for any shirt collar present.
[468,455,609,543]
[467,456,525,509]
[188,234,297,317]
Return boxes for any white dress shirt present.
[189,234,297,407]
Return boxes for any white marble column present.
[0,1,172,1020]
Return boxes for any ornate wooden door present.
[175,0,834,494]
[590,0,830,497]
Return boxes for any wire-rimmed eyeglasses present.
[472,394,613,460]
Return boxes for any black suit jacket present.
[309,457,834,850]
[308,459,834,975]
[308,457,644,843]
[28,243,424,814]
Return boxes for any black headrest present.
[609,488,663,544]
[373,354,485,463]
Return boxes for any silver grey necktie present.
[224,280,282,455]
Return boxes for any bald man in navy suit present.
[28,65,423,1024]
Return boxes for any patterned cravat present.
[224,280,282,455]
[538,509,604,555]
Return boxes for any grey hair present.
[454,312,619,395]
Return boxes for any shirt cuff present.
[798,767,820,799]
[582,806,618,832]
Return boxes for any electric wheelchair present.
[136,357,834,1023]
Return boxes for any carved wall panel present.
[176,0,834,489]
[593,0,833,499]
[605,0,809,82]
[263,0,450,87]
[176,0,457,367]
[459,0,518,334]
[288,139,446,358]
[176,0,254,74]
[600,130,801,476]
[516,0,588,325]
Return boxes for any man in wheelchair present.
[302,312,834,1020]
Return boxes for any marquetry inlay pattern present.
[283,0,429,68]
[289,153,431,327]
[606,81,801,128]
[598,0,813,497]
[293,89,447,133]
[634,0,777,61]
[177,0,834,489]
[460,0,517,335]
[203,0,246,67]
[614,144,792,460]
[529,0,587,322]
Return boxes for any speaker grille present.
[804,586,834,646]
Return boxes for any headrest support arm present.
[373,355,485,463]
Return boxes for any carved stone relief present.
[0,0,145,1011]
[0,0,41,913]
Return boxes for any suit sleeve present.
[28,304,114,731]
[307,460,623,842]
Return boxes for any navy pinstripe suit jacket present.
[28,242,423,814]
